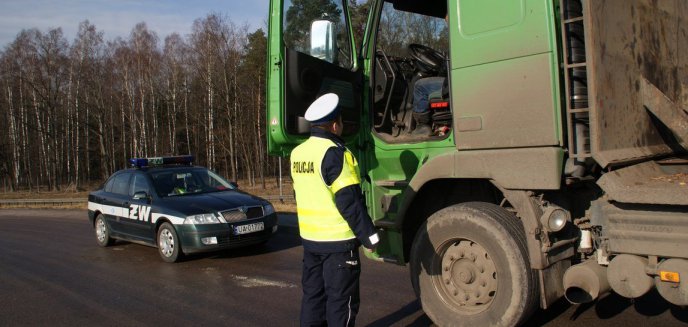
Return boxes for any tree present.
[240,29,267,187]
[69,20,104,188]
[0,13,286,191]
[162,32,188,156]
[348,0,371,52]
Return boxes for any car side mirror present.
[133,191,150,200]
[229,181,239,189]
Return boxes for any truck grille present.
[221,206,264,222]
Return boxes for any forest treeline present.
[0,14,273,192]
[0,0,418,193]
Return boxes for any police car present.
[87,155,278,262]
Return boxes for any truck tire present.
[410,202,538,327]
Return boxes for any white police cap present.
[305,93,340,124]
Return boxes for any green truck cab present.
[267,0,688,325]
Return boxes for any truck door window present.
[377,3,448,57]
[372,2,449,140]
[283,0,353,69]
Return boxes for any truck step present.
[375,180,409,188]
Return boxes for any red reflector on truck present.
[430,102,449,109]
[430,101,449,109]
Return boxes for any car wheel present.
[94,215,114,247]
[409,202,539,327]
[157,222,184,263]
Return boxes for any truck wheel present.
[410,202,538,327]
[157,222,184,263]
[94,215,114,247]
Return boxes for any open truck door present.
[267,0,362,156]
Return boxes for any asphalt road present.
[0,209,686,326]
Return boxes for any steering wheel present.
[408,43,445,73]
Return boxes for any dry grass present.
[271,201,297,213]
[0,179,296,212]
[651,173,688,185]
[0,202,88,210]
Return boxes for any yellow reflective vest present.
[290,136,361,242]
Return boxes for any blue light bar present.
[129,155,194,168]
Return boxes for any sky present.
[0,0,269,48]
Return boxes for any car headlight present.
[264,203,275,216]
[184,213,221,225]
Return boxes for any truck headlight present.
[184,213,221,224]
[540,206,569,232]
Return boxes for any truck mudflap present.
[597,160,688,205]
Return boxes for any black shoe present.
[412,111,432,136]
[412,124,432,136]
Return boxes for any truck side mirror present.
[310,20,336,63]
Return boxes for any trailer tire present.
[410,202,538,327]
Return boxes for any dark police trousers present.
[301,248,361,327]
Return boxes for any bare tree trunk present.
[6,85,19,190]
[139,76,147,156]
[251,75,265,189]
[123,68,138,156]
[231,63,238,181]
[206,38,215,170]
[121,88,128,166]
[148,68,157,156]
[222,60,235,181]
[19,71,31,191]
[32,90,49,190]
[66,61,74,186]
[84,91,90,185]
[184,78,190,155]
[97,116,108,179]
[75,59,82,189]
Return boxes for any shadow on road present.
[366,300,433,327]
[525,289,688,326]
[191,225,302,261]
[180,212,303,261]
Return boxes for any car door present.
[266,0,363,156]
[121,172,156,242]
[96,174,122,234]
[104,172,133,236]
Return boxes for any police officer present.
[291,93,379,327]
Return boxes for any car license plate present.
[234,222,264,235]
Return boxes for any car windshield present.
[149,167,235,197]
